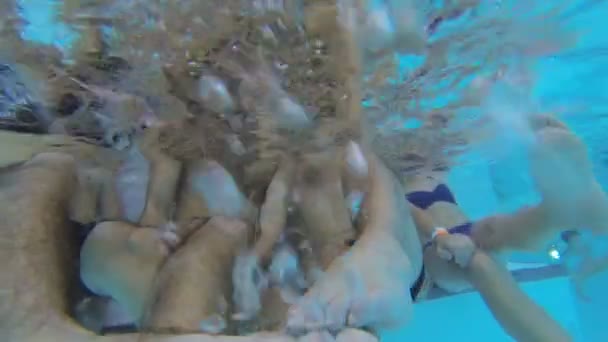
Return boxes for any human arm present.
[427,230,572,342]
[470,204,556,252]
[464,248,572,342]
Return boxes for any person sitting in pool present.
[407,114,608,282]
[405,180,573,342]
[402,115,602,341]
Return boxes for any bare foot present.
[232,159,297,321]
[145,216,250,334]
[177,159,257,223]
[293,149,357,270]
[530,125,596,205]
[529,124,608,234]
[80,222,171,325]
[232,236,307,325]
[287,142,421,334]
[287,231,415,333]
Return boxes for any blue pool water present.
[16,0,608,340]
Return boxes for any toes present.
[533,128,585,160]
[348,289,412,329]
[289,280,355,333]
[287,298,324,334]
[321,288,355,331]
[288,257,365,332]
[336,329,378,342]
[347,294,373,327]
[158,225,180,249]
[232,253,267,320]
[269,244,300,285]
[195,161,252,219]
[199,313,226,334]
[298,330,336,342]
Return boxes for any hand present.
[434,233,476,268]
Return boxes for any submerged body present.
[286,141,423,334]
[403,117,601,341]
[1,1,601,342]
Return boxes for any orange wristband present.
[431,227,449,240]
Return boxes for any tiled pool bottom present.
[381,277,583,341]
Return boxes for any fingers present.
[336,328,379,342]
[435,234,476,268]
[436,245,454,261]
[287,298,325,334]
[451,236,476,268]
[255,159,294,263]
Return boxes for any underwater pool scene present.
[1,0,608,341]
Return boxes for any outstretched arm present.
[470,204,555,252]
[418,209,572,341]
[465,248,572,342]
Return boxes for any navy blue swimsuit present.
[406,184,457,210]
[406,183,473,300]
[406,183,474,240]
